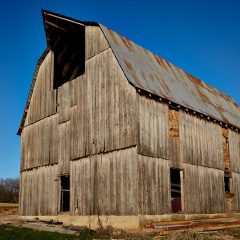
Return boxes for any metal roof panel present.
[100,24,240,129]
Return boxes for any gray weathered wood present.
[138,154,170,214]
[19,165,58,216]
[138,95,169,159]
[70,147,138,215]
[180,111,224,170]
[183,163,225,213]
[229,130,240,173]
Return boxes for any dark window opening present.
[224,173,231,193]
[44,14,85,89]
[170,168,182,213]
[60,175,70,212]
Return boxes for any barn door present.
[60,175,70,212]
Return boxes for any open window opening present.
[43,13,85,89]
[60,175,70,212]
[170,168,182,213]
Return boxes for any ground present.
[1,204,240,239]
[0,203,18,216]
[1,224,240,240]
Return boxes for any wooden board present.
[138,154,170,214]
[21,114,58,171]
[58,82,71,123]
[232,172,240,211]
[24,51,56,126]
[138,95,169,159]
[58,121,70,174]
[70,147,138,215]
[180,111,223,170]
[183,163,225,213]
[19,165,58,216]
[85,26,109,60]
[71,48,137,159]
[229,130,240,173]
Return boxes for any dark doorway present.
[224,173,231,193]
[60,175,70,212]
[170,168,182,213]
[224,172,235,212]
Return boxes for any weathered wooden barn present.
[18,10,240,228]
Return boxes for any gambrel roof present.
[18,10,240,134]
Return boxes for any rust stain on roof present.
[123,59,144,89]
[123,58,133,70]
[108,29,120,47]
[100,24,240,129]
[186,73,205,88]
[120,36,133,51]
[154,55,164,67]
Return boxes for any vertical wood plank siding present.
[180,111,224,170]
[21,114,58,171]
[232,173,240,211]
[229,130,240,173]
[138,95,169,159]
[85,26,109,60]
[183,163,225,213]
[24,51,56,126]
[58,82,71,124]
[70,147,138,215]
[20,26,138,216]
[58,121,70,174]
[71,48,137,159]
[19,165,58,216]
[138,154,170,214]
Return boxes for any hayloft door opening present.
[60,175,70,212]
[170,168,182,213]
[43,13,86,89]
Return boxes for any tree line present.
[0,178,19,203]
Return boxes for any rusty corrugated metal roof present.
[18,11,240,134]
[100,25,240,129]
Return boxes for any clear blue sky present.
[0,0,240,178]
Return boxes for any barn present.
[18,10,240,228]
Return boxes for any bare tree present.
[0,178,19,203]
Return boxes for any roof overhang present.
[42,9,98,50]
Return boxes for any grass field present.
[0,225,110,240]
[2,224,240,240]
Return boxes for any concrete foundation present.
[19,213,240,230]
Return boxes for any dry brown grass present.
[0,203,18,216]
[161,231,235,240]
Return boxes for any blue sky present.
[0,0,240,178]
